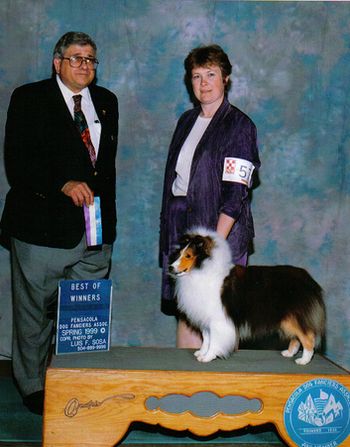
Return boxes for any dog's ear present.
[193,235,214,256]
[203,236,215,255]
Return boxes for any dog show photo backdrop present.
[0,0,349,371]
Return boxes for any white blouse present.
[172,115,212,196]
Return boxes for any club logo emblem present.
[284,378,349,446]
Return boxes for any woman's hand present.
[216,213,235,239]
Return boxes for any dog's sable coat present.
[169,228,325,365]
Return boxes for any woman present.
[159,44,260,348]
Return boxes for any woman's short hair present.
[184,44,232,91]
[53,31,97,58]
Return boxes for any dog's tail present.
[291,275,326,347]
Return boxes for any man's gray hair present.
[53,31,97,58]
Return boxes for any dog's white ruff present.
[174,227,236,362]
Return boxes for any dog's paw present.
[295,349,313,365]
[295,357,310,365]
[195,344,209,358]
[196,352,217,362]
[281,349,295,358]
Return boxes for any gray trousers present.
[10,236,112,396]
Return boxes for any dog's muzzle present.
[168,264,188,277]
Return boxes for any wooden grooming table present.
[43,347,350,447]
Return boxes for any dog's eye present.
[185,254,192,259]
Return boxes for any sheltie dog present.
[169,228,326,365]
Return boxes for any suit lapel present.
[167,108,199,172]
[89,87,110,165]
[90,87,105,123]
[48,79,76,128]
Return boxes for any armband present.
[222,157,255,187]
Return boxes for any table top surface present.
[49,347,349,375]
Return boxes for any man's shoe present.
[23,390,44,415]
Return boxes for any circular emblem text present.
[284,378,350,446]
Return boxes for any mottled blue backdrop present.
[0,0,349,370]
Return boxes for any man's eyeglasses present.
[61,56,99,69]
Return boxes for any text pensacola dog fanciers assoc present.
[56,279,112,354]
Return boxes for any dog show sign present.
[284,378,350,447]
[56,279,112,354]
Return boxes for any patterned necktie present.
[73,94,97,167]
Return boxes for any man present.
[0,32,118,414]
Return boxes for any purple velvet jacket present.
[159,98,260,264]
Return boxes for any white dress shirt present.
[56,75,101,155]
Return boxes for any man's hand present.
[61,181,94,207]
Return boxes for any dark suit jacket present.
[159,98,260,263]
[1,77,118,248]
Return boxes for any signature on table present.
[64,393,135,417]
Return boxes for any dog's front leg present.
[196,325,220,362]
[194,328,210,358]
[196,320,236,363]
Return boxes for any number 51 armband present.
[222,157,255,187]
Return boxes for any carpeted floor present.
[0,360,285,446]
